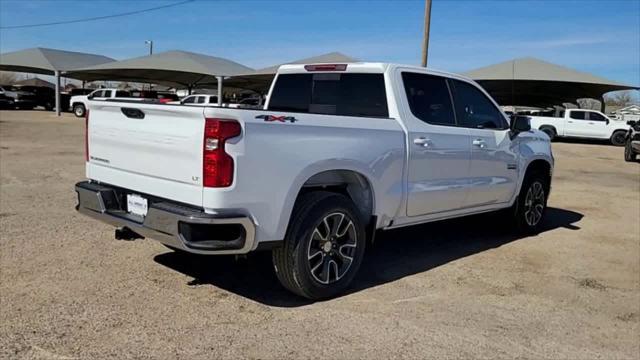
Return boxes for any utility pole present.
[145,40,153,56]
[421,0,432,67]
[145,40,153,90]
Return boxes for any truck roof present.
[277,62,474,83]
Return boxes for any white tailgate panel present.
[87,102,205,206]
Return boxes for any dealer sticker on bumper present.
[127,194,148,217]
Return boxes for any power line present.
[0,0,195,30]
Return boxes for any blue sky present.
[1,0,639,86]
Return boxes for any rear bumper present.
[75,181,256,255]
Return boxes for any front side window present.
[91,90,104,98]
[450,80,507,129]
[587,112,606,121]
[402,72,456,126]
[182,96,195,104]
[569,111,587,120]
[268,73,388,117]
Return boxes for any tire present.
[272,191,366,300]
[73,104,86,118]
[511,169,549,234]
[611,130,627,146]
[540,127,556,141]
[624,140,637,162]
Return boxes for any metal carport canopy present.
[463,57,639,109]
[0,47,115,115]
[66,50,255,103]
[223,52,360,93]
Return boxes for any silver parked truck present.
[76,62,553,299]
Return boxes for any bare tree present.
[0,71,21,84]
[576,98,601,110]
[605,91,634,106]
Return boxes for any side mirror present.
[510,115,531,133]
[87,94,94,100]
[628,120,637,126]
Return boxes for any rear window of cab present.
[268,73,388,118]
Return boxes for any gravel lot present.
[1,110,639,359]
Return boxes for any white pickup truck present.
[75,63,553,299]
[70,88,136,117]
[529,109,629,145]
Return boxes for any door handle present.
[567,120,574,123]
[472,139,486,148]
[413,137,432,147]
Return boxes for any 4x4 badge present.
[256,114,297,123]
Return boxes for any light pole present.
[421,0,432,67]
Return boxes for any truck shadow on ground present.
[154,207,583,307]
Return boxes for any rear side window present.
[208,96,219,104]
[450,80,507,129]
[115,91,129,97]
[196,96,206,104]
[570,111,587,120]
[402,72,456,126]
[268,73,388,117]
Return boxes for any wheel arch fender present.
[275,159,379,240]
[512,155,554,205]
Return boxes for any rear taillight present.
[85,109,90,162]
[203,118,241,187]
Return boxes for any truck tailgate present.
[86,101,205,206]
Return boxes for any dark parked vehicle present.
[14,85,55,110]
[624,120,640,162]
[0,85,37,109]
[0,93,15,109]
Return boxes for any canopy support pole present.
[54,71,61,116]
[600,96,606,113]
[217,76,223,106]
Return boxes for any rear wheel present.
[272,192,366,300]
[540,127,556,141]
[611,130,626,146]
[511,170,549,234]
[73,104,86,118]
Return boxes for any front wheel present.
[611,130,627,146]
[512,171,549,234]
[272,192,366,300]
[73,104,86,118]
[625,140,637,162]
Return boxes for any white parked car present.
[76,62,553,299]
[529,109,629,145]
[70,89,135,117]
[168,94,219,106]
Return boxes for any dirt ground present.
[1,110,638,359]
